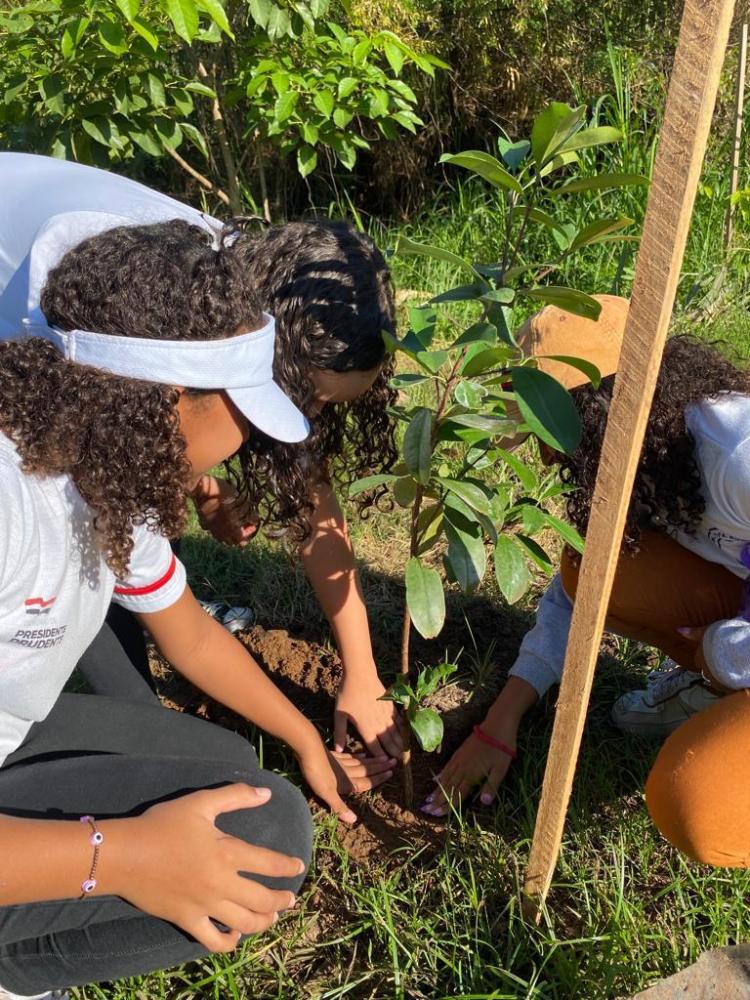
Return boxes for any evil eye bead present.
[81,878,97,894]
[90,831,104,846]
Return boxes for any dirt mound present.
[153,623,506,866]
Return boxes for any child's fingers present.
[478,760,510,807]
[362,733,388,759]
[347,769,394,793]
[201,783,272,819]
[379,723,403,757]
[335,755,396,778]
[230,842,306,882]
[190,915,242,954]
[333,710,349,754]
[213,901,278,938]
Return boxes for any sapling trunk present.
[401,485,424,809]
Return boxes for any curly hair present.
[0,219,261,577]
[559,335,750,550]
[225,219,398,539]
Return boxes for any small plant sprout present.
[350,102,646,807]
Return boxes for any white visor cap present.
[24,211,309,444]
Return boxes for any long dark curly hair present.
[560,334,750,550]
[0,219,260,577]
[226,219,398,539]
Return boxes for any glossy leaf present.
[410,707,444,752]
[494,535,531,603]
[393,476,418,507]
[539,355,601,388]
[452,322,497,348]
[531,102,586,166]
[437,477,490,515]
[569,217,633,253]
[494,447,538,492]
[518,286,602,321]
[557,126,622,154]
[511,367,582,454]
[405,557,445,639]
[349,473,396,496]
[497,137,530,171]
[165,0,199,42]
[445,520,487,593]
[395,235,478,278]
[440,150,523,195]
[402,407,433,484]
[549,173,649,196]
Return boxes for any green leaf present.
[390,373,430,390]
[430,283,486,304]
[131,129,163,156]
[417,661,457,700]
[521,504,546,534]
[165,0,199,42]
[549,173,649,196]
[405,557,445,639]
[439,150,523,195]
[416,350,449,374]
[338,76,358,98]
[518,286,602,322]
[540,512,585,553]
[494,536,531,604]
[275,90,299,123]
[153,117,182,150]
[393,476,417,507]
[539,355,601,388]
[352,38,370,65]
[349,473,396,496]
[445,520,486,592]
[446,412,513,434]
[438,478,490,515]
[480,287,515,306]
[333,107,353,128]
[539,149,580,178]
[514,533,554,573]
[453,379,487,408]
[147,72,166,108]
[297,143,317,177]
[171,87,194,115]
[313,88,335,117]
[99,19,127,53]
[266,4,291,37]
[494,447,538,491]
[384,39,404,74]
[556,126,622,155]
[395,234,478,278]
[452,322,497,348]
[402,407,433,484]
[180,122,208,158]
[408,304,436,344]
[382,677,414,708]
[131,14,159,52]
[511,367,582,454]
[531,102,586,167]
[497,137,531,172]
[569,217,633,252]
[196,0,233,37]
[185,81,216,98]
[410,707,444,752]
[115,0,141,21]
[61,16,89,58]
[527,207,574,241]
[248,0,271,27]
[460,346,512,378]
[39,75,64,115]
[81,118,112,148]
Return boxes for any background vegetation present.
[2,1,750,997]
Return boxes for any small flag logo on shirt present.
[24,596,56,616]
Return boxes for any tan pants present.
[561,533,750,867]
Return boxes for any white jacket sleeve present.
[508,574,573,697]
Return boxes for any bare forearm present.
[482,677,538,734]
[142,595,320,755]
[0,814,132,906]
[299,482,376,678]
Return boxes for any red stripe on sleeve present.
[114,554,177,597]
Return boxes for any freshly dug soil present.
[153,609,527,867]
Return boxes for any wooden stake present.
[725,20,748,249]
[522,0,736,919]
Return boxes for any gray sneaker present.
[611,659,721,738]
[199,600,254,635]
[0,991,69,1000]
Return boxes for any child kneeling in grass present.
[0,152,403,760]
[0,218,391,1000]
[426,298,750,869]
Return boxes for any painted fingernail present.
[334,744,344,753]
[253,787,272,801]
[676,627,691,636]
[426,792,435,803]
[480,793,493,806]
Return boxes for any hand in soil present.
[334,677,403,758]
[299,746,396,824]
[109,784,303,953]
[421,730,515,817]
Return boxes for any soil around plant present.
[153,613,523,867]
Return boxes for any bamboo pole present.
[522,0,736,919]
[725,20,748,249]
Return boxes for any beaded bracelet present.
[472,725,518,761]
[78,815,104,899]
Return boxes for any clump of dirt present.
[153,620,515,867]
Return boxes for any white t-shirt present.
[0,152,219,338]
[0,432,186,765]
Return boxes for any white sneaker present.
[611,659,721,738]
[0,990,69,1000]
[199,600,254,635]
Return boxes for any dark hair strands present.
[561,334,750,553]
[0,219,261,577]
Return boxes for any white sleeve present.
[112,523,186,614]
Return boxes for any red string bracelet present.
[473,725,517,761]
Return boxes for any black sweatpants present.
[0,620,313,995]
